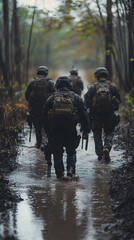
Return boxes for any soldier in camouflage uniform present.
[84,67,121,162]
[25,66,55,149]
[42,76,89,180]
[69,68,84,96]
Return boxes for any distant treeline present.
[0,0,134,99]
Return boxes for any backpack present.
[93,82,112,112]
[49,92,79,128]
[69,75,83,95]
[30,76,49,108]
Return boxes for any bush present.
[0,103,27,150]
[120,93,134,122]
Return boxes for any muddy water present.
[0,127,124,240]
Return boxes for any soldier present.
[42,76,90,180]
[25,65,55,149]
[69,68,84,96]
[84,67,121,162]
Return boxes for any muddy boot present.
[98,155,103,161]
[67,154,76,176]
[67,165,79,181]
[67,170,79,181]
[58,175,71,181]
[103,148,111,163]
[71,174,79,181]
[67,166,74,178]
[47,165,51,178]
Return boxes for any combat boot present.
[103,148,111,163]
[71,174,79,181]
[67,166,79,181]
[67,166,74,178]
[67,154,76,176]
[58,175,71,181]
[98,155,103,161]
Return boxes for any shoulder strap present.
[53,92,60,98]
[94,82,100,91]
[94,81,111,90]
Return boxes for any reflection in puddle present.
[0,127,125,240]
[17,194,44,240]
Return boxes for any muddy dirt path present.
[0,125,125,240]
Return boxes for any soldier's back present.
[69,75,83,96]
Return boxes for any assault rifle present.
[26,114,32,142]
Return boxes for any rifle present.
[29,124,32,142]
[85,137,88,151]
[81,137,84,149]
[26,114,32,142]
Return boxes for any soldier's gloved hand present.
[82,132,88,140]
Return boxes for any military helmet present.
[70,68,78,75]
[37,66,48,75]
[94,67,109,79]
[55,76,72,90]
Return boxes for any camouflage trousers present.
[29,108,43,148]
[91,112,116,158]
[47,129,79,178]
[93,128,114,157]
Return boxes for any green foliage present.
[0,104,27,149]
[125,94,133,107]
[120,93,134,122]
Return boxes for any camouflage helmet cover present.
[37,66,48,75]
[70,68,78,75]
[55,76,72,89]
[94,67,109,79]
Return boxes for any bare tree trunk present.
[13,0,22,86]
[0,39,7,83]
[105,0,113,80]
[115,0,128,84]
[112,46,125,89]
[128,0,134,90]
[26,6,36,85]
[2,0,10,87]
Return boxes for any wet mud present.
[0,121,134,240]
[109,121,134,240]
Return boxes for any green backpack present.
[30,76,49,108]
[69,75,83,95]
[49,92,79,127]
[93,82,112,112]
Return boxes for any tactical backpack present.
[69,75,82,95]
[49,92,79,127]
[30,76,50,109]
[93,82,112,112]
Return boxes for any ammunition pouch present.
[48,109,79,125]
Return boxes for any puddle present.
[0,126,125,240]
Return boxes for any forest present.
[0,0,134,98]
[0,1,134,239]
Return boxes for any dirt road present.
[0,125,125,240]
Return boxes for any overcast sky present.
[17,0,59,10]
